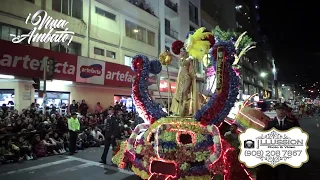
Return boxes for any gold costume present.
[170,53,197,117]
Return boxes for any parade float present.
[112,27,258,180]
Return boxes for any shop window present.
[189,2,198,25]
[35,91,70,115]
[124,55,133,66]
[114,95,135,112]
[106,50,116,59]
[50,42,82,55]
[94,47,104,56]
[0,89,15,110]
[95,7,116,21]
[0,23,29,44]
[52,0,83,19]
[125,20,155,46]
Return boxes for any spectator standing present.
[79,100,88,116]
[100,107,119,164]
[69,100,78,114]
[95,102,103,114]
[68,112,80,155]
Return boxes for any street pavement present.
[0,115,319,180]
[0,147,140,180]
[289,114,320,179]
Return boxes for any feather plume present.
[186,27,212,61]
[235,32,247,50]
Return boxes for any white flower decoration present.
[209,154,217,162]
[213,135,220,144]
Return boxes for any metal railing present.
[165,0,178,13]
[165,27,178,39]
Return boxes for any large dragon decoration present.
[112,27,256,180]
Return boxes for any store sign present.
[159,80,176,93]
[11,10,74,45]
[76,57,105,85]
[0,40,77,81]
[104,62,136,87]
[0,40,155,88]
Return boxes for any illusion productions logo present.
[80,64,102,78]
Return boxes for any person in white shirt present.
[90,127,104,145]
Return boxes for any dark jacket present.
[131,116,144,129]
[264,116,298,131]
[79,103,88,115]
[104,115,119,138]
[70,104,78,113]
[257,116,299,180]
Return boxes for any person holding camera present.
[68,112,80,155]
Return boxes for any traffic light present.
[47,58,56,80]
[32,77,40,90]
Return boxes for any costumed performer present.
[170,27,214,117]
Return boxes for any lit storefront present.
[153,79,177,105]
[0,40,134,112]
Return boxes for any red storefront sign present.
[104,62,136,87]
[159,80,176,92]
[0,40,77,81]
[0,40,157,88]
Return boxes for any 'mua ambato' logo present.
[80,64,102,78]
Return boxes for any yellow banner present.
[215,47,225,94]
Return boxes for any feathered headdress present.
[185,27,212,61]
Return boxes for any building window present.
[147,31,155,46]
[0,24,29,44]
[189,2,198,25]
[50,42,82,56]
[190,26,195,31]
[52,0,83,19]
[94,47,104,56]
[106,50,116,59]
[95,7,116,21]
[124,56,133,66]
[125,20,155,46]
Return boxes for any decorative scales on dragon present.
[112,27,258,180]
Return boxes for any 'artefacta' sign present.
[11,10,74,45]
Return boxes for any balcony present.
[126,0,157,17]
[165,27,178,39]
[165,0,178,18]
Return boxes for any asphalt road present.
[0,147,140,180]
[0,115,319,180]
[288,114,320,179]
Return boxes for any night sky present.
[259,1,319,84]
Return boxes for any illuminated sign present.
[159,80,176,93]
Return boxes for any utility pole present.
[43,58,47,118]
[40,0,47,119]
[272,59,279,100]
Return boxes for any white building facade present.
[0,0,161,111]
[145,0,203,102]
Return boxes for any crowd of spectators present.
[0,100,140,165]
